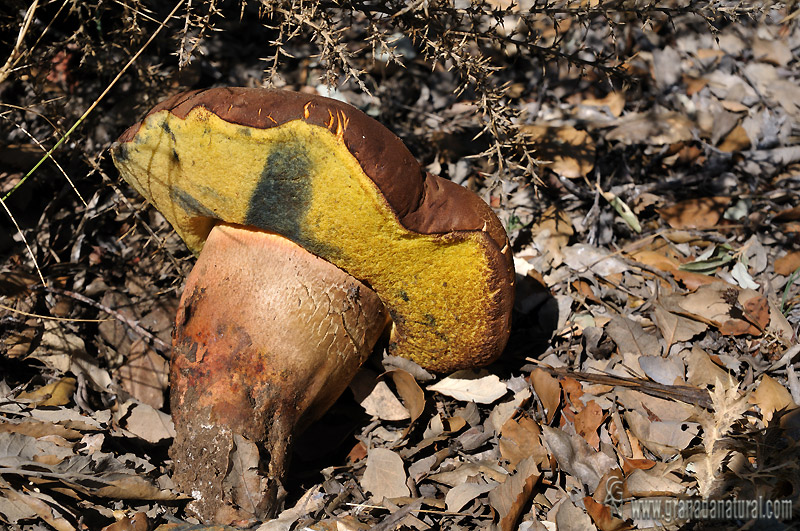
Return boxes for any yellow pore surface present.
[114,107,500,370]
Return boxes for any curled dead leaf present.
[385,369,426,425]
[529,369,561,424]
[351,370,410,421]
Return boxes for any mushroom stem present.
[169,223,388,522]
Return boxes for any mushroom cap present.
[112,87,514,372]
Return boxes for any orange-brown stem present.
[169,223,388,523]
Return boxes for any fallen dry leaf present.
[488,456,540,531]
[671,268,719,291]
[638,356,685,386]
[718,125,751,152]
[345,441,368,466]
[386,369,426,425]
[542,426,616,490]
[0,430,73,467]
[685,74,710,95]
[625,468,685,496]
[255,485,327,531]
[351,370,410,421]
[521,124,595,178]
[225,434,269,517]
[499,414,545,470]
[561,377,585,410]
[678,282,765,336]
[625,410,698,458]
[529,368,561,424]
[752,35,793,66]
[30,321,113,393]
[0,418,82,440]
[584,496,627,531]
[2,319,39,358]
[774,205,800,222]
[766,299,794,342]
[555,497,597,531]
[486,387,533,434]
[562,244,629,276]
[606,315,662,357]
[0,270,38,299]
[0,483,39,525]
[628,248,680,272]
[657,197,732,229]
[651,304,708,349]
[428,370,507,404]
[360,447,410,499]
[17,377,76,407]
[750,374,795,423]
[677,283,734,323]
[116,340,169,410]
[606,111,694,146]
[685,346,730,388]
[719,308,763,337]
[2,485,76,531]
[592,467,626,503]
[445,480,497,513]
[581,90,626,117]
[530,206,574,268]
[113,400,175,444]
[573,400,604,449]
[428,461,508,487]
[621,457,656,474]
[720,99,749,113]
[100,513,150,531]
[775,251,800,276]
[615,388,696,422]
[739,290,770,329]
[0,431,179,503]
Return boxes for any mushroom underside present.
[170,222,388,522]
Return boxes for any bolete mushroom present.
[111,87,514,522]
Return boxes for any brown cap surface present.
[113,87,515,372]
[118,87,511,257]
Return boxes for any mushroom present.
[111,87,514,522]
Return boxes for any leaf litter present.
[1,2,800,530]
